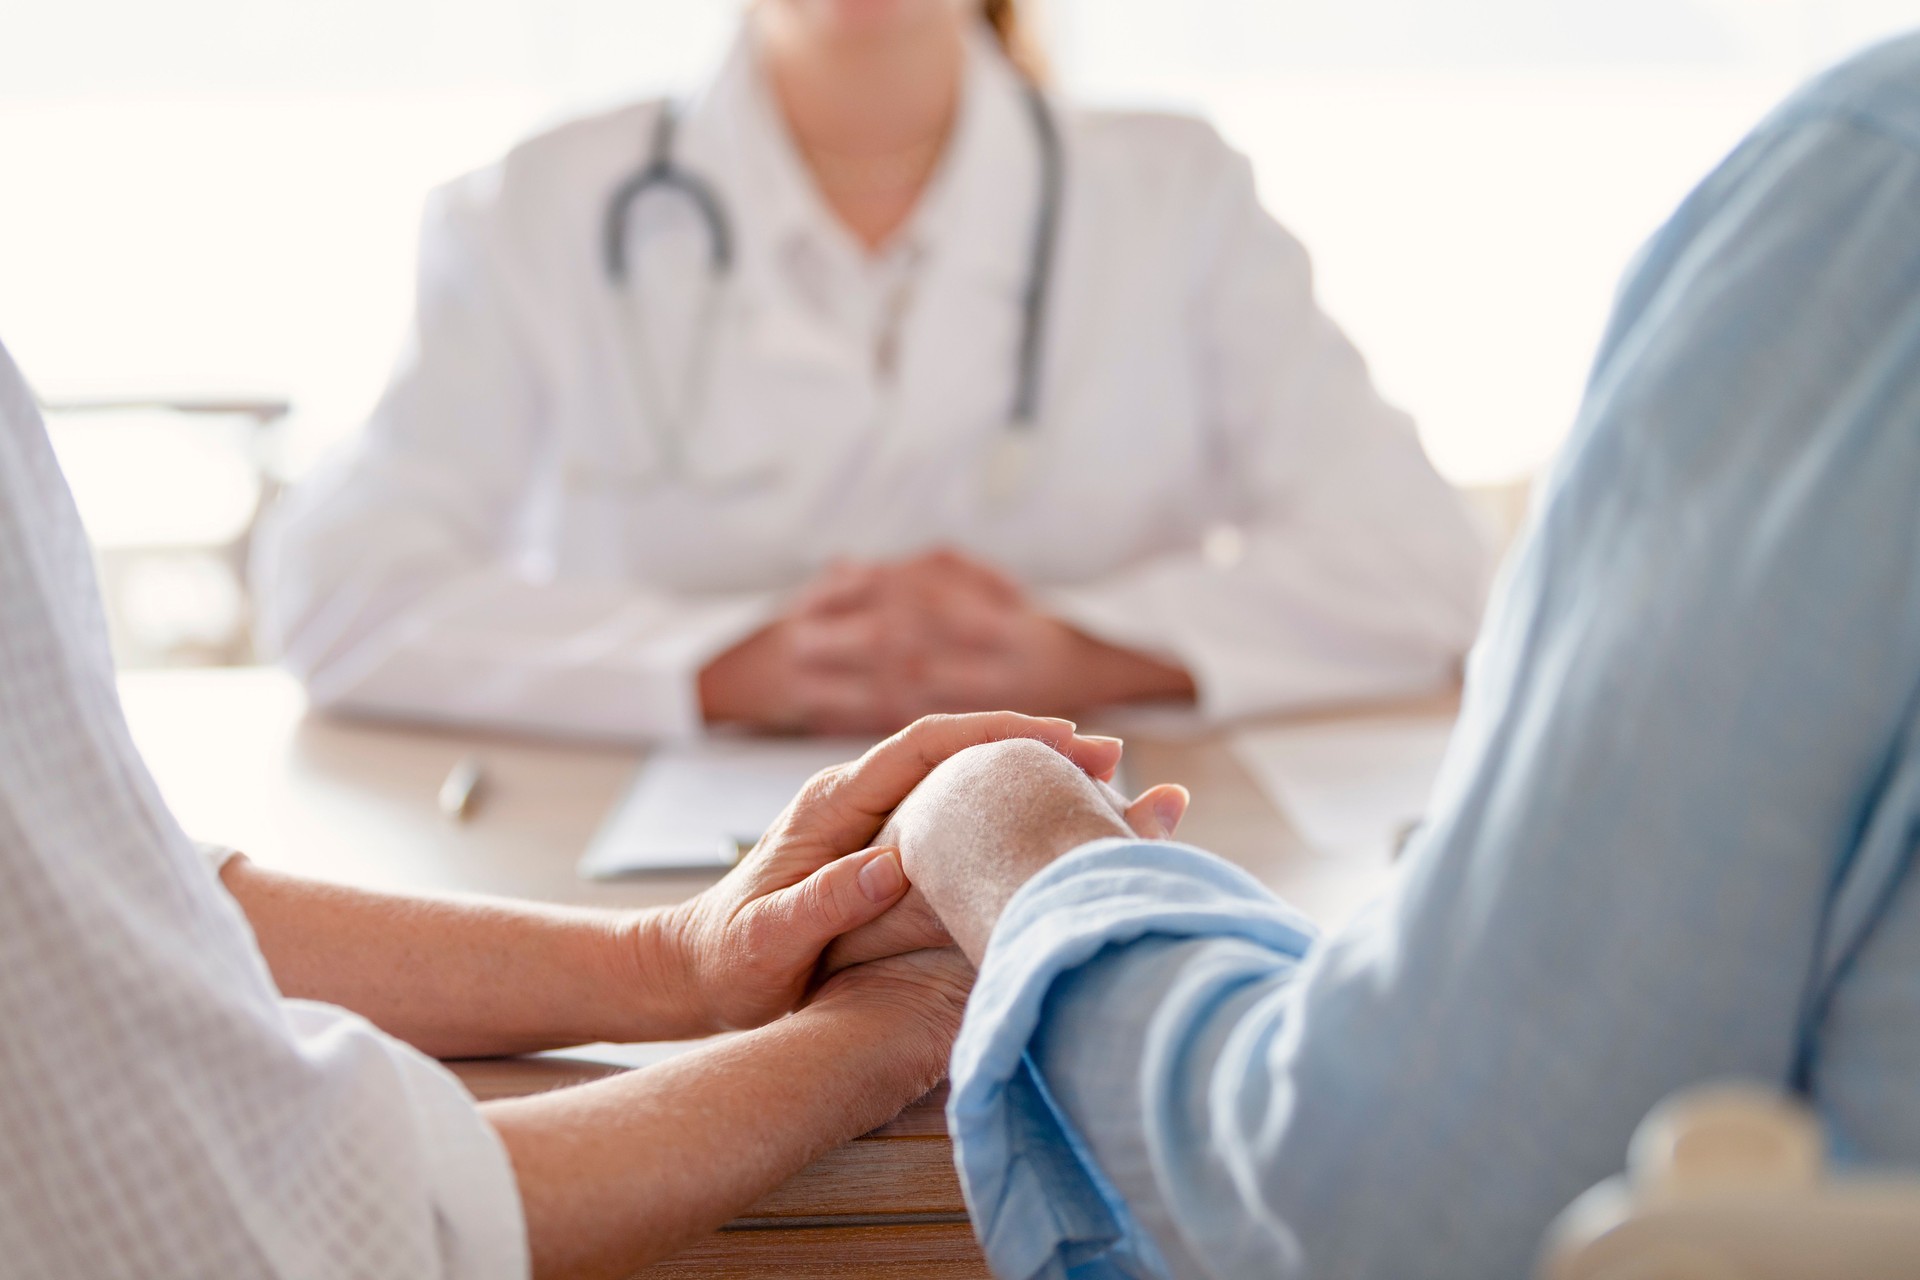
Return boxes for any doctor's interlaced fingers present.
[252,0,1490,742]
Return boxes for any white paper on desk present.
[1230,715,1456,860]
[578,736,877,878]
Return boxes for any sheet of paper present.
[1230,714,1457,860]
[578,736,878,878]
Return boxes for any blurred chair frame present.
[39,395,290,667]
[1541,1084,1920,1280]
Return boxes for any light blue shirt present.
[947,32,1920,1280]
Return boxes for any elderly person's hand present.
[821,735,1190,973]
[801,943,978,1107]
[644,713,1123,1034]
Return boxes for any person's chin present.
[795,0,950,41]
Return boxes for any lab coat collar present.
[676,20,1041,288]
[920,25,1045,285]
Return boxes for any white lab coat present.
[255,25,1490,742]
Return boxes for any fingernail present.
[1041,717,1077,731]
[1082,735,1123,751]
[1152,786,1189,834]
[857,849,905,903]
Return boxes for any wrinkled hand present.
[814,882,950,978]
[699,549,1192,734]
[805,945,978,1087]
[658,713,1124,1033]
[821,737,1190,973]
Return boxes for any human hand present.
[897,548,1199,719]
[822,736,1190,971]
[699,550,1194,733]
[696,561,908,734]
[804,946,977,1089]
[652,713,1123,1033]
[875,549,1086,720]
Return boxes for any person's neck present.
[757,9,967,252]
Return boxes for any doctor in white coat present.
[255,0,1490,741]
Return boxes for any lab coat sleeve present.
[253,177,775,742]
[1041,148,1491,720]
[949,78,1920,1280]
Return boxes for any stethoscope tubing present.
[604,105,734,282]
[601,76,1062,458]
[1010,77,1061,431]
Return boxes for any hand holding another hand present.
[801,944,977,1095]
[824,735,1191,972]
[647,712,1124,1035]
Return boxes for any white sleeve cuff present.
[283,1001,531,1280]
[391,1046,530,1279]
[195,842,239,876]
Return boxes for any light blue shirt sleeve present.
[946,841,1319,1279]
[947,34,1920,1280]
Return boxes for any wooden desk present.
[119,668,1407,1277]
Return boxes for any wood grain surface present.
[740,1136,964,1220]
[449,1059,966,1220]
[122,668,1432,1279]
[635,1223,989,1279]
[451,1055,978,1276]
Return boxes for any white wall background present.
[5,0,1920,486]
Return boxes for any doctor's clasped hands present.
[254,0,1490,745]
[700,548,1196,734]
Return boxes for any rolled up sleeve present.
[947,839,1317,1280]
[949,38,1920,1280]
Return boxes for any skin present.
[486,950,973,1279]
[824,736,1191,971]
[822,739,1190,972]
[215,711,1123,1278]
[700,3,1199,731]
[702,548,1198,735]
[757,0,973,249]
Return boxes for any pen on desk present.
[439,756,486,822]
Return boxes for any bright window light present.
[4,0,1919,499]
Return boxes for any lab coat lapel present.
[677,25,867,379]
[669,25,872,496]
[861,30,1042,522]
[660,21,1043,536]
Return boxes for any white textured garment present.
[253,22,1490,743]
[0,341,528,1279]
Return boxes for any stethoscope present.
[600,75,1063,503]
